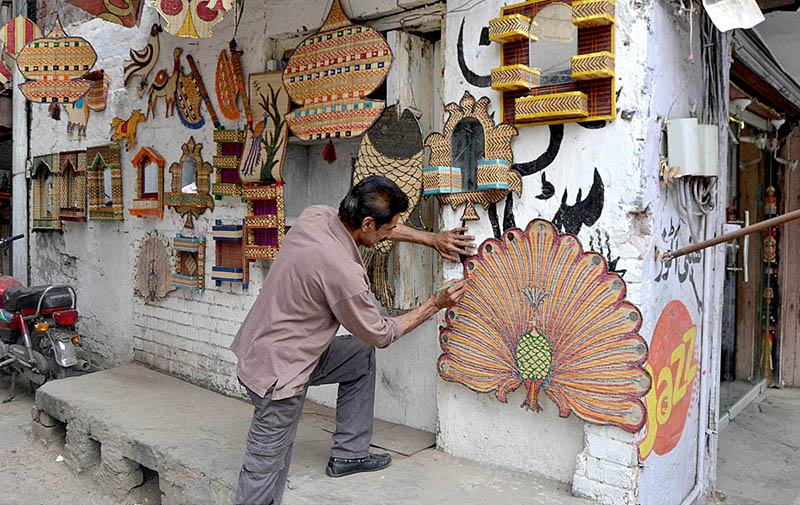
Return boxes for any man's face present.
[360,213,400,248]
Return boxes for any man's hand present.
[433,227,476,262]
[433,279,468,309]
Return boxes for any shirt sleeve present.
[330,290,404,348]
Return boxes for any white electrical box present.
[667,118,719,177]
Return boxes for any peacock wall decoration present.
[134,232,176,303]
[438,218,652,433]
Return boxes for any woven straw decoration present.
[216,49,240,120]
[63,0,144,28]
[155,0,229,39]
[86,143,123,221]
[134,232,175,302]
[0,15,41,56]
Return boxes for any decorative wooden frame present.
[423,92,521,221]
[87,143,123,221]
[212,220,249,289]
[172,234,205,293]
[211,128,246,198]
[492,0,616,127]
[164,136,214,228]
[243,184,285,261]
[30,153,61,231]
[56,150,87,222]
[129,146,165,218]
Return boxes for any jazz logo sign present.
[639,300,698,460]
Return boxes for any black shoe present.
[325,452,392,478]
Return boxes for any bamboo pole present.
[662,208,800,262]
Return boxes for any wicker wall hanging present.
[353,105,424,308]
[55,150,87,222]
[134,232,175,302]
[243,184,285,261]
[66,98,89,136]
[490,0,616,127]
[241,71,290,185]
[1,15,41,56]
[215,44,241,121]
[281,0,392,141]
[129,146,165,218]
[211,128,246,198]
[63,0,144,28]
[154,0,230,39]
[30,153,61,231]
[172,234,205,293]
[84,69,109,111]
[16,18,97,103]
[212,220,249,289]
[164,136,214,228]
[86,143,123,221]
[175,53,207,129]
[438,218,651,433]
[110,109,147,152]
[147,48,182,119]
[423,91,521,221]
[124,24,162,96]
[0,60,11,88]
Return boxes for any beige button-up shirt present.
[231,205,403,400]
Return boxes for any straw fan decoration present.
[489,0,616,126]
[438,219,652,433]
[63,0,145,28]
[281,0,392,141]
[134,232,175,303]
[16,19,97,103]
[423,91,521,221]
[353,105,424,309]
[164,136,214,228]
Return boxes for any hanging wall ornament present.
[215,45,240,120]
[84,69,109,111]
[124,24,162,95]
[240,71,290,184]
[147,47,182,119]
[164,136,214,228]
[155,0,229,39]
[0,60,11,87]
[63,0,145,28]
[0,15,41,56]
[438,218,651,433]
[110,109,147,151]
[16,18,97,103]
[353,105,424,308]
[175,53,206,129]
[66,98,89,136]
[186,53,220,128]
[134,232,176,303]
[281,0,392,141]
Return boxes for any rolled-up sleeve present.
[331,290,404,348]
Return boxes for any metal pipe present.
[662,208,800,262]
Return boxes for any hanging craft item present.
[488,0,616,126]
[215,44,240,121]
[353,106,424,308]
[84,69,109,111]
[134,232,175,302]
[63,0,145,28]
[16,19,97,103]
[423,91,521,221]
[147,47,182,119]
[66,98,89,136]
[55,150,87,221]
[438,218,651,433]
[281,0,392,141]
[29,153,61,231]
[230,39,251,128]
[110,109,147,152]
[240,71,289,184]
[129,146,165,218]
[764,185,777,216]
[243,184,285,261]
[0,59,11,88]
[211,128,246,198]
[87,143,123,220]
[172,234,205,293]
[154,0,229,39]
[764,228,777,264]
[124,24,162,96]
[212,220,249,289]
[0,15,41,56]
[186,53,220,129]
[174,53,206,129]
[164,136,214,228]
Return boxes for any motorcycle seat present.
[2,285,74,313]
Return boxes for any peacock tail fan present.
[438,219,652,433]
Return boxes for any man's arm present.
[388,223,476,262]
[394,280,467,335]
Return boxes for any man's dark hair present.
[339,175,409,229]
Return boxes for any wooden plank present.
[780,163,800,386]
[730,60,800,118]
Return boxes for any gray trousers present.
[234,334,376,505]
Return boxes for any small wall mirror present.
[451,117,486,192]
[144,162,159,197]
[45,173,54,215]
[181,156,198,194]
[103,167,113,206]
[531,3,577,86]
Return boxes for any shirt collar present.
[328,212,363,265]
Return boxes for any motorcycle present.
[0,234,90,401]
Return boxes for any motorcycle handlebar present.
[0,234,24,247]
